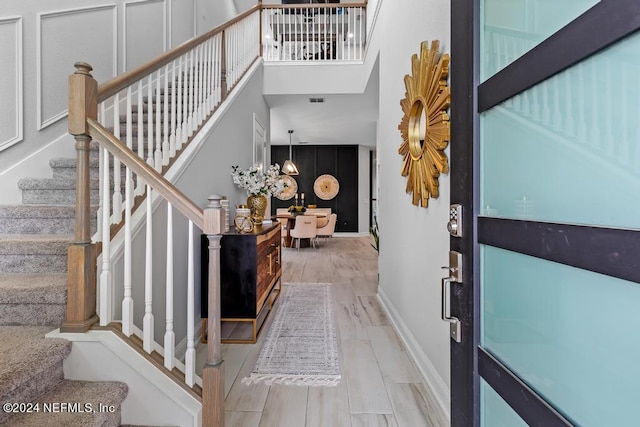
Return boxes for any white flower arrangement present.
[231,164,287,196]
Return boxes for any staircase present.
[0,136,132,425]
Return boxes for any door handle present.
[441,277,462,343]
[442,249,463,343]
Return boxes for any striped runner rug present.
[242,282,341,386]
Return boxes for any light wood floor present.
[197,236,448,427]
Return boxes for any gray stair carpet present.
[4,380,128,426]
[0,274,67,326]
[0,205,97,235]
[0,234,71,274]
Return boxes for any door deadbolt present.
[447,204,463,237]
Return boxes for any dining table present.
[275,213,328,248]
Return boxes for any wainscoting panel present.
[124,0,167,71]
[169,0,196,49]
[0,17,23,151]
[37,5,117,130]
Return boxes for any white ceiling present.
[265,59,379,148]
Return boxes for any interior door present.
[450,0,640,425]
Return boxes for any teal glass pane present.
[480,0,599,81]
[481,379,527,427]
[480,31,640,229]
[481,245,640,426]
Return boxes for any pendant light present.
[282,129,299,175]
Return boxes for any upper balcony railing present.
[261,3,367,62]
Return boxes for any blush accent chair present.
[316,213,337,245]
[290,215,317,249]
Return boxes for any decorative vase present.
[247,194,267,224]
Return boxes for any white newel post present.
[202,194,225,427]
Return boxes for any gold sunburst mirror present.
[398,40,450,208]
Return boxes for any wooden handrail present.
[98,4,261,102]
[261,3,367,9]
[87,118,204,230]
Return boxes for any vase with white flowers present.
[231,164,287,224]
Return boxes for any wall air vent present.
[309,97,325,103]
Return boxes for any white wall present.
[0,0,230,203]
[374,0,452,416]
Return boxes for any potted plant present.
[370,214,379,252]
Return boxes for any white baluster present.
[185,220,196,387]
[188,49,195,137]
[196,44,203,125]
[175,56,184,149]
[204,39,212,114]
[111,94,123,224]
[122,152,133,337]
[206,39,212,112]
[136,80,146,196]
[170,59,177,158]
[147,75,155,168]
[155,72,163,171]
[126,87,133,151]
[164,203,175,370]
[162,64,170,166]
[214,35,220,106]
[182,54,190,144]
[95,104,105,242]
[99,147,112,326]
[359,7,364,59]
[143,185,154,353]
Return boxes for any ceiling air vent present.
[309,97,325,103]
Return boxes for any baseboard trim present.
[377,287,451,421]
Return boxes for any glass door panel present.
[480,30,640,229]
[481,379,527,427]
[481,0,599,81]
[481,245,640,426]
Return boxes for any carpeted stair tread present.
[0,274,67,326]
[4,380,128,427]
[0,235,71,274]
[0,326,71,400]
[17,178,101,206]
[0,234,72,254]
[50,157,102,169]
[0,205,98,234]
[0,274,66,304]
[17,177,100,190]
[0,205,77,218]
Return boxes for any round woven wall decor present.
[313,174,339,200]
